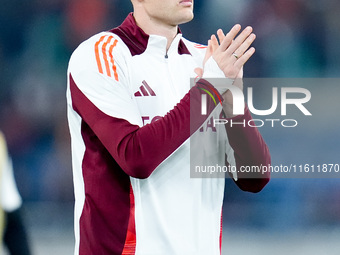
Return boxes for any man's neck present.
[133,12,178,51]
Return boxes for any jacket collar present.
[110,13,191,57]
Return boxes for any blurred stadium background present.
[1,0,340,254]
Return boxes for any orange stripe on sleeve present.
[95,35,106,74]
[95,35,119,81]
[102,36,114,77]
[108,39,119,81]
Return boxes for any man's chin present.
[177,13,194,25]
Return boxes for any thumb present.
[236,66,244,79]
[194,67,204,78]
[203,40,212,64]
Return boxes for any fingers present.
[218,24,241,52]
[207,25,256,79]
[234,47,256,70]
[217,29,225,44]
[210,34,219,52]
[232,33,256,65]
[226,26,254,56]
[202,39,213,65]
[215,26,255,59]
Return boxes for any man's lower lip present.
[180,1,193,7]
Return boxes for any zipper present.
[163,53,178,103]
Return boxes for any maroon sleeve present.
[225,106,271,193]
[70,75,219,179]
